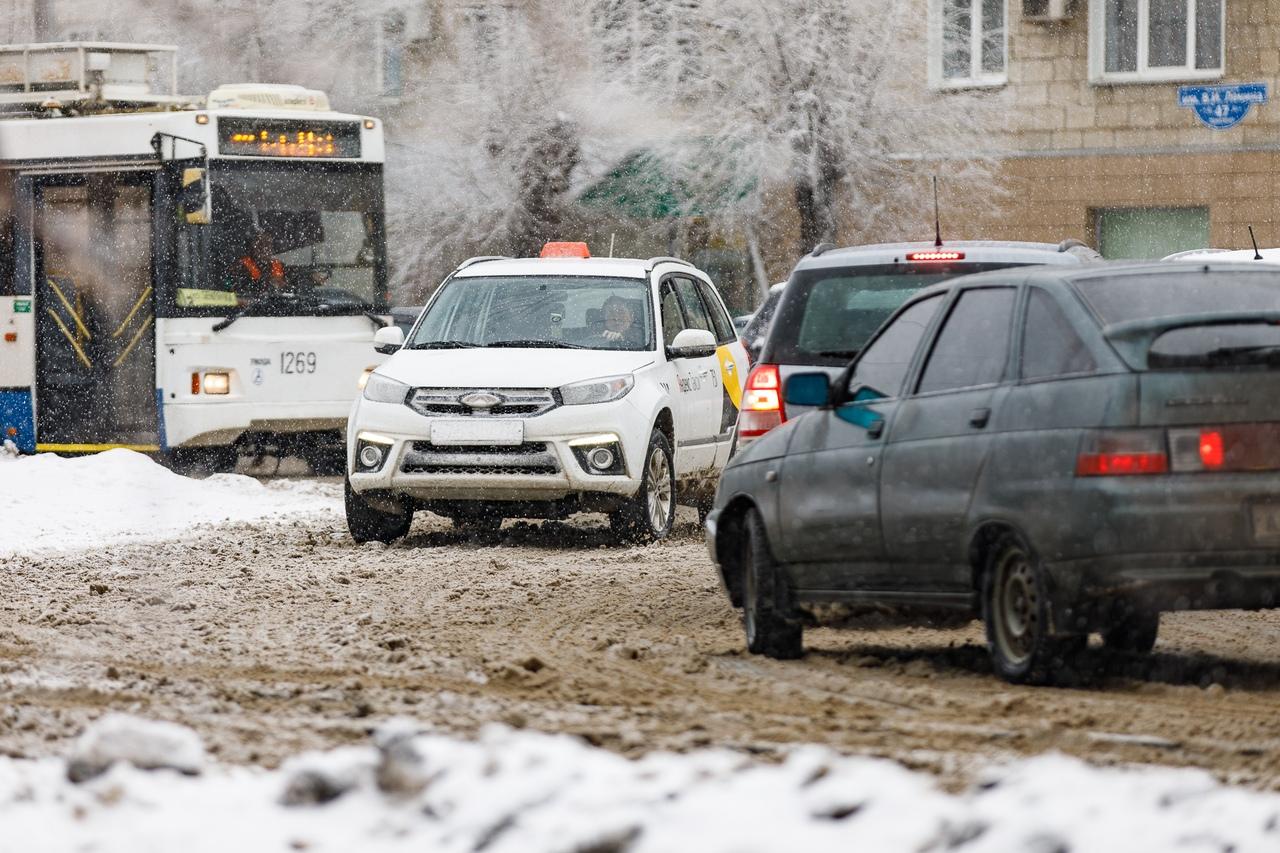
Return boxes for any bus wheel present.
[345,477,412,544]
[164,447,238,477]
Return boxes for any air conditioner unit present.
[1023,0,1075,21]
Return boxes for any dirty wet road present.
[3,502,1280,789]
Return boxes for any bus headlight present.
[202,372,231,395]
[362,373,409,404]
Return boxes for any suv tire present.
[345,476,413,543]
[982,532,1081,685]
[742,508,802,659]
[609,430,675,544]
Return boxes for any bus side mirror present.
[181,168,212,225]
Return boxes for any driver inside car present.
[596,294,644,347]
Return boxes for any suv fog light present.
[587,446,615,471]
[358,444,384,470]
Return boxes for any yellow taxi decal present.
[716,344,742,409]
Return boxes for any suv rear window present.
[765,263,1020,366]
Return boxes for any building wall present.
[965,0,1280,255]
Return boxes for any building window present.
[929,0,1007,89]
[1095,207,1210,259]
[377,12,406,99]
[1090,0,1224,83]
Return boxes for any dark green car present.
[707,261,1280,683]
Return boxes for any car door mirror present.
[783,372,830,408]
[180,167,212,225]
[668,328,717,359]
[373,325,405,355]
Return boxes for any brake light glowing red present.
[1076,452,1168,476]
[906,251,965,262]
[1199,430,1225,468]
[738,364,785,439]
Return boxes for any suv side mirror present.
[180,167,212,225]
[373,326,405,355]
[784,372,831,408]
[668,328,717,359]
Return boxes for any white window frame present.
[928,0,1008,90]
[1089,0,1226,84]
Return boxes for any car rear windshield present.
[1075,271,1280,324]
[765,263,1021,366]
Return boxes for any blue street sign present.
[1178,83,1269,130]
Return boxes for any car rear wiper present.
[408,340,481,350]
[816,349,860,360]
[484,340,587,349]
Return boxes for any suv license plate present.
[430,419,524,446]
[1252,504,1280,543]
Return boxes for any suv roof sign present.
[540,242,590,258]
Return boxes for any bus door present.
[29,170,159,451]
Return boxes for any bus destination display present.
[218,118,361,159]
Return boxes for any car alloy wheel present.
[645,445,673,534]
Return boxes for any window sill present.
[1090,68,1224,87]
[931,75,1008,92]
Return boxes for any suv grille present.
[402,442,559,476]
[407,388,557,418]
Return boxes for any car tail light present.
[1166,425,1280,472]
[1076,430,1168,476]
[906,251,965,262]
[738,363,784,439]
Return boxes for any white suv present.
[346,244,748,543]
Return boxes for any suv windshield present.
[766,263,1020,366]
[410,275,655,352]
[167,162,387,317]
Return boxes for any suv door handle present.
[969,407,991,428]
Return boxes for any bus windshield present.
[167,162,386,317]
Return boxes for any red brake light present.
[1076,430,1168,477]
[739,364,785,438]
[1199,430,1225,468]
[1076,452,1168,476]
[540,241,590,258]
[906,251,965,262]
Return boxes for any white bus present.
[0,43,388,471]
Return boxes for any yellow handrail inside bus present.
[113,286,153,339]
[46,278,92,340]
[112,315,153,368]
[45,307,93,369]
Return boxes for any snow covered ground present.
[1,717,1278,853]
[0,449,340,557]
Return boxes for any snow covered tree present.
[598,0,1006,256]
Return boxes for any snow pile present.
[0,450,340,556]
[1,718,1277,852]
[65,714,206,783]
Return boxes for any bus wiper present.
[485,340,587,349]
[409,340,480,350]
[212,305,248,333]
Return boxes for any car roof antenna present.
[1249,224,1263,260]
[932,175,943,248]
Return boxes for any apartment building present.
[932,0,1279,257]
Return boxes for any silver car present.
[708,261,1280,684]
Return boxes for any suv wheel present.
[982,532,1080,684]
[345,476,413,543]
[742,508,802,659]
[1103,609,1159,654]
[609,430,675,544]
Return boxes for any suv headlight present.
[362,373,410,404]
[559,374,634,406]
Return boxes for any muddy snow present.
[3,451,1280,848]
